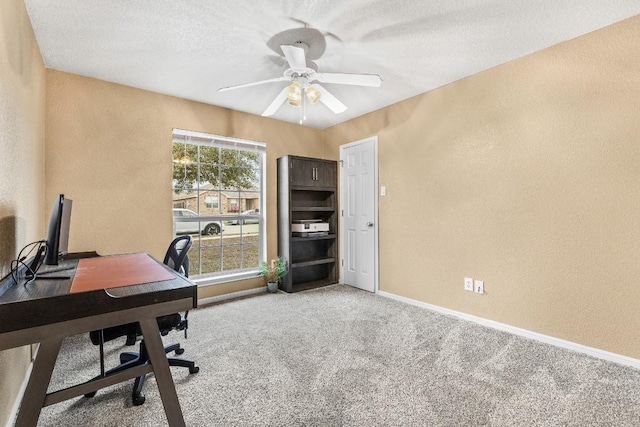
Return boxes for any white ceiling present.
[24,1,640,129]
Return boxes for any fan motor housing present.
[267,27,327,60]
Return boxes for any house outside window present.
[172,129,265,284]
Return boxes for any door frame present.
[339,136,379,293]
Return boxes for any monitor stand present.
[26,247,73,281]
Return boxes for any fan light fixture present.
[286,81,322,107]
[286,82,322,108]
[286,82,301,106]
[305,85,321,104]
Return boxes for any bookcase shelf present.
[291,207,335,212]
[291,257,336,268]
[291,234,336,242]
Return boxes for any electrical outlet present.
[474,280,484,295]
[464,277,474,291]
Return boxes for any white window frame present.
[172,128,266,286]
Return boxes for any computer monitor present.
[44,194,73,265]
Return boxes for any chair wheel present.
[85,391,97,398]
[175,348,184,355]
[132,392,146,406]
[189,365,199,374]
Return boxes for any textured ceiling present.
[24,1,640,129]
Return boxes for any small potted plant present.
[259,257,287,293]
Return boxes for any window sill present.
[191,269,260,287]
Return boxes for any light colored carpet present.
[37,284,640,426]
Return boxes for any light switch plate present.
[474,280,484,294]
[380,186,386,196]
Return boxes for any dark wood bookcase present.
[277,155,337,292]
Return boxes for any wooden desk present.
[0,253,197,427]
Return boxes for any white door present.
[340,136,378,292]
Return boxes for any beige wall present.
[45,70,325,299]
[0,0,46,424]
[324,16,640,359]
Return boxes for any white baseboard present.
[5,350,35,427]
[198,286,266,306]
[377,290,640,370]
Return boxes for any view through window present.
[172,129,265,281]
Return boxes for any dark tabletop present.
[0,257,197,335]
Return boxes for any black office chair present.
[86,235,199,406]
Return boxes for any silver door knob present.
[366,222,374,228]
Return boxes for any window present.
[205,195,218,209]
[172,129,265,284]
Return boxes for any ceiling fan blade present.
[281,45,307,70]
[312,84,347,114]
[262,87,289,117]
[218,77,287,92]
[315,72,382,87]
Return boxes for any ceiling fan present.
[218,28,382,121]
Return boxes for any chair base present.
[85,340,198,405]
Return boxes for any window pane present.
[200,221,223,239]
[222,244,243,271]
[172,142,198,164]
[201,191,220,214]
[199,145,219,165]
[173,163,198,193]
[199,164,219,188]
[236,151,260,169]
[172,189,196,212]
[239,190,260,214]
[199,246,222,275]
[187,247,200,275]
[241,243,259,268]
[242,233,259,244]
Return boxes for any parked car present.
[173,208,224,235]
[228,209,260,225]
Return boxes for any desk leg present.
[15,337,63,427]
[138,319,186,427]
